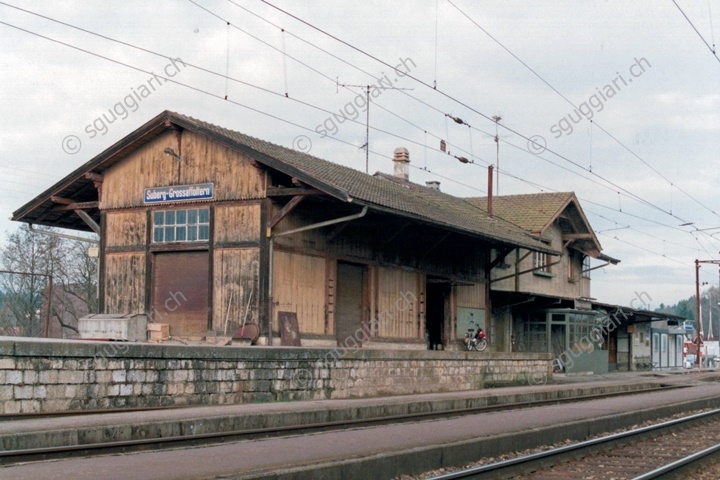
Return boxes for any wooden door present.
[153,251,209,338]
[608,332,617,364]
[335,263,363,348]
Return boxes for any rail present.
[425,407,720,480]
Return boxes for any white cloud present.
[1,0,719,308]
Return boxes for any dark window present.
[582,256,591,279]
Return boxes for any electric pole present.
[492,115,502,194]
[337,79,412,174]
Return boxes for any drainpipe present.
[266,205,368,345]
[28,223,99,244]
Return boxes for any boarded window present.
[152,251,209,338]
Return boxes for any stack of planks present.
[147,323,169,343]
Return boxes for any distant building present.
[468,192,684,372]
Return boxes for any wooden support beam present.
[75,209,101,234]
[50,196,74,205]
[491,259,562,283]
[516,250,532,265]
[384,221,413,245]
[582,262,611,274]
[488,246,514,270]
[421,232,451,260]
[53,201,99,211]
[561,233,593,241]
[266,187,323,197]
[266,195,305,235]
[84,172,103,182]
[326,221,350,242]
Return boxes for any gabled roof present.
[466,192,619,263]
[468,192,575,234]
[13,111,558,255]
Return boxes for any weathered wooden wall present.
[214,203,261,245]
[212,202,262,333]
[272,250,328,335]
[455,284,485,308]
[101,130,265,209]
[213,248,259,333]
[271,205,487,281]
[375,267,423,339]
[104,252,145,314]
[100,129,268,334]
[270,203,491,345]
[105,211,146,248]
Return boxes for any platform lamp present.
[163,148,182,161]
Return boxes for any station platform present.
[0,369,713,452]
[3,370,720,480]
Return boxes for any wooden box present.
[147,323,169,341]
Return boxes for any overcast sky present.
[1,1,719,308]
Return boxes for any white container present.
[79,314,148,341]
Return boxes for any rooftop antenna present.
[337,78,413,173]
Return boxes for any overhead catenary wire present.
[259,0,697,225]
[0,6,439,159]
[1,2,714,269]
[0,2,501,191]
[1,16,702,271]
[673,0,720,62]
[448,0,720,220]
[0,7,688,246]
[226,0,706,231]
[0,15,488,207]
[236,0,720,249]
[3,0,665,249]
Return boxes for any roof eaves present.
[12,112,171,224]
[165,113,352,203]
[354,200,560,255]
[598,253,621,264]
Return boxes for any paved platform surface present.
[2,370,720,479]
[0,369,705,451]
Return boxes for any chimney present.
[393,147,410,181]
[426,180,440,191]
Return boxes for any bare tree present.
[49,240,98,337]
[0,224,98,338]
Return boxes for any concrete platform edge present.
[240,395,720,480]
[1,381,663,451]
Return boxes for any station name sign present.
[144,183,214,204]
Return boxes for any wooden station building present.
[12,111,558,350]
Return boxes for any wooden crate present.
[147,323,169,341]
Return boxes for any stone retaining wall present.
[0,337,552,413]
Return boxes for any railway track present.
[425,408,720,480]
[0,383,686,466]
